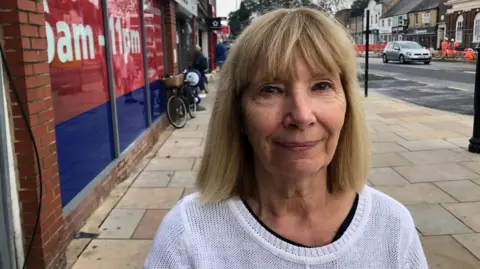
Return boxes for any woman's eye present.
[260,86,282,94]
[312,82,332,91]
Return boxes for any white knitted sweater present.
[144,186,428,269]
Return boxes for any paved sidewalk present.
[68,88,480,269]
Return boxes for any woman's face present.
[241,57,347,178]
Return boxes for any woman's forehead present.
[249,55,339,85]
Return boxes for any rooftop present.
[381,0,423,18]
[410,0,441,12]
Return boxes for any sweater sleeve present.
[144,203,191,269]
[403,226,428,268]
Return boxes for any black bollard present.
[365,10,370,97]
[469,47,480,154]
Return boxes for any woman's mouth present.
[274,141,320,152]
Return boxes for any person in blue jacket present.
[215,39,228,70]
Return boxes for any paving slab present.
[397,139,458,151]
[132,210,168,239]
[170,130,207,138]
[453,233,480,261]
[407,204,472,235]
[72,240,152,269]
[144,157,195,171]
[370,133,406,143]
[156,146,205,158]
[461,162,480,175]
[373,125,409,133]
[394,163,480,183]
[443,202,480,232]
[396,130,465,141]
[450,149,480,162]
[98,209,146,239]
[398,123,433,132]
[434,180,480,202]
[131,171,172,188]
[116,188,183,210]
[193,158,202,171]
[66,239,91,267]
[375,183,456,205]
[446,138,471,148]
[371,153,413,167]
[168,171,197,188]
[399,149,470,165]
[368,168,410,186]
[371,142,408,153]
[162,138,203,147]
[421,236,480,269]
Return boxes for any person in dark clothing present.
[193,45,208,94]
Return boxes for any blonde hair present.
[196,8,370,203]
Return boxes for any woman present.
[145,8,427,269]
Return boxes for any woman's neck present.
[250,166,334,219]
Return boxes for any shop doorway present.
[176,19,192,71]
[0,51,17,269]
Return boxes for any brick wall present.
[163,0,178,74]
[192,16,197,53]
[1,1,174,269]
[0,1,66,268]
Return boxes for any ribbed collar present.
[228,186,372,265]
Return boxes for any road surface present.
[358,58,476,115]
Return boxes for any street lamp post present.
[469,47,480,154]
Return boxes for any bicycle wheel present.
[166,95,187,128]
[185,86,197,118]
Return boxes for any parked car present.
[382,41,432,65]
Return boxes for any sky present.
[216,0,241,17]
[215,0,354,18]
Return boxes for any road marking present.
[463,71,476,74]
[421,82,434,86]
[394,78,408,81]
[448,86,468,91]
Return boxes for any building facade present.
[363,0,401,44]
[445,0,480,49]
[0,0,215,268]
[335,8,363,44]
[407,0,441,49]
[381,0,423,42]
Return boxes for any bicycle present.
[162,71,198,129]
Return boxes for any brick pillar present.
[162,0,178,74]
[0,1,66,269]
[192,16,197,46]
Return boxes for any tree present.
[350,0,369,10]
[228,2,252,38]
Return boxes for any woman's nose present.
[283,91,316,129]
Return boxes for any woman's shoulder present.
[161,192,231,229]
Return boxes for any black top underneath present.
[242,193,359,248]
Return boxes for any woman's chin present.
[272,159,328,177]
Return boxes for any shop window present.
[474,13,480,43]
[108,0,148,152]
[144,0,167,121]
[415,14,419,25]
[456,15,464,43]
[44,0,115,206]
[388,18,391,27]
